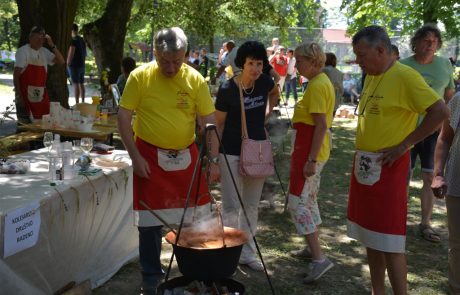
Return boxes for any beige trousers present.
[446,195,460,295]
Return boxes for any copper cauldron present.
[165,226,248,280]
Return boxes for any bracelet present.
[208,156,219,164]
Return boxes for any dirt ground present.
[93,118,449,295]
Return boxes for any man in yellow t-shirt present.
[347,25,449,295]
[117,27,219,294]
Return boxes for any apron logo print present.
[158,149,191,172]
[357,155,373,180]
[165,151,183,165]
[32,88,41,98]
[354,151,381,186]
[359,156,371,172]
[167,151,178,159]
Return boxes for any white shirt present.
[14,44,55,73]
[287,57,296,79]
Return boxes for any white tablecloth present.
[0,149,138,294]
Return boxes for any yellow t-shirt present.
[120,62,215,149]
[356,62,440,152]
[292,72,335,162]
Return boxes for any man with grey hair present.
[347,25,448,295]
[117,27,219,294]
[400,24,455,243]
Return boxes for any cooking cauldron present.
[165,227,248,281]
[157,276,245,294]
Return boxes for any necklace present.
[355,61,394,117]
[238,77,255,95]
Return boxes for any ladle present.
[139,200,176,233]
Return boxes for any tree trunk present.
[16,0,78,108]
[82,0,134,94]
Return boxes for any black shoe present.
[139,280,160,295]
[139,285,157,295]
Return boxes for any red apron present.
[289,122,316,196]
[348,151,410,236]
[19,64,50,119]
[133,138,210,211]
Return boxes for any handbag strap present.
[235,76,249,139]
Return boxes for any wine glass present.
[80,137,93,155]
[43,132,53,153]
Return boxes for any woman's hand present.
[303,161,316,178]
[207,163,220,183]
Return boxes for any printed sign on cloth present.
[4,201,41,258]
[354,151,382,186]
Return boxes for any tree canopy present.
[341,0,460,38]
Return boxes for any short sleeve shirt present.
[223,48,240,75]
[400,55,454,97]
[292,73,335,161]
[14,44,55,72]
[446,93,460,197]
[119,62,215,149]
[215,74,275,156]
[69,36,86,67]
[356,62,440,152]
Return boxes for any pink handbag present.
[236,77,274,178]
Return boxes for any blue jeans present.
[285,77,298,102]
[302,81,308,92]
[138,226,164,285]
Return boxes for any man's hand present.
[431,175,447,199]
[44,34,54,47]
[378,143,408,166]
[132,153,150,178]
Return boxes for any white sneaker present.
[303,257,334,283]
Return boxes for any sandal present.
[418,223,441,243]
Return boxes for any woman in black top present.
[215,41,279,271]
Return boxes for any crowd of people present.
[113,24,459,295]
[12,22,459,295]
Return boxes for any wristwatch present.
[209,156,219,164]
[307,157,317,163]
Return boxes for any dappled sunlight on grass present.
[410,179,423,189]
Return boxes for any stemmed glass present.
[80,137,93,155]
[43,132,53,154]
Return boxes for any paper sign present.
[4,201,41,258]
